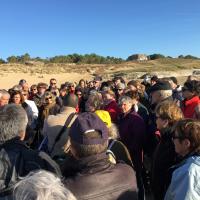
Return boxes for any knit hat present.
[149,81,172,93]
[69,112,108,145]
[95,110,112,128]
[62,94,78,108]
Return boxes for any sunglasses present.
[45,96,52,101]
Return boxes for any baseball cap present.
[69,112,108,145]
[149,81,172,93]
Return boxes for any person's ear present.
[184,138,191,149]
[162,119,169,128]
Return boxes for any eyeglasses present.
[45,96,52,101]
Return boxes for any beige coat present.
[42,106,77,157]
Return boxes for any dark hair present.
[10,90,24,104]
[125,90,140,101]
[170,76,178,85]
[174,119,200,153]
[70,130,108,158]
[151,75,159,82]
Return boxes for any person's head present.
[85,93,103,112]
[13,170,76,200]
[149,81,172,105]
[155,101,183,130]
[118,95,133,114]
[42,91,55,105]
[19,79,26,86]
[69,82,76,92]
[169,76,178,89]
[127,80,144,93]
[0,104,28,142]
[125,90,140,106]
[10,90,24,105]
[21,82,29,92]
[0,90,10,107]
[182,80,199,100]
[59,83,68,97]
[49,78,57,89]
[113,76,125,87]
[37,82,48,95]
[79,79,85,88]
[62,94,78,108]
[150,75,159,86]
[93,76,102,89]
[69,112,109,158]
[102,89,116,104]
[75,88,83,99]
[187,75,198,82]
[30,84,38,95]
[172,119,200,156]
[116,83,126,96]
[21,90,29,100]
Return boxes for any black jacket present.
[0,138,61,196]
[151,128,178,200]
[64,153,138,200]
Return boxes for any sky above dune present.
[0,0,199,60]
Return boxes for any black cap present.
[149,81,172,93]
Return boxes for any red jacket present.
[104,100,120,123]
[182,96,200,118]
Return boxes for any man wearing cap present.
[64,112,138,200]
[42,94,78,158]
[93,76,102,91]
[33,82,48,108]
[146,80,173,157]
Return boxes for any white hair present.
[0,89,10,99]
[118,95,132,105]
[13,170,76,200]
[159,90,173,100]
[0,104,28,142]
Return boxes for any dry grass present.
[0,58,200,89]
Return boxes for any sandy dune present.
[0,72,92,89]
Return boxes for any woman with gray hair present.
[13,170,76,200]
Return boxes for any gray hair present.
[13,170,77,200]
[0,89,10,99]
[0,104,28,142]
[108,123,119,139]
[118,95,132,105]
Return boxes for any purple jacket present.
[118,109,146,173]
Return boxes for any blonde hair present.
[156,101,183,127]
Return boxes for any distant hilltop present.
[0,53,199,65]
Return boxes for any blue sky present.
[0,0,199,60]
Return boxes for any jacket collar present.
[76,152,112,173]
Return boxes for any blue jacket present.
[164,155,200,200]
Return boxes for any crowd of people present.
[0,74,200,200]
